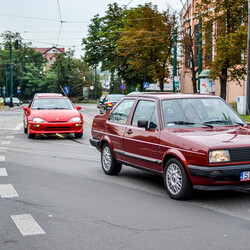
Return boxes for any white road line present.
[0,156,5,162]
[82,115,93,124]
[1,141,11,145]
[0,168,7,176]
[5,135,14,139]
[0,147,7,152]
[0,184,18,198]
[11,214,46,236]
[14,123,23,131]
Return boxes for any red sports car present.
[23,93,83,139]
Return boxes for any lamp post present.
[9,43,13,107]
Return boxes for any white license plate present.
[240,171,250,181]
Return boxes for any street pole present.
[173,29,177,93]
[94,65,97,99]
[9,43,13,107]
[198,18,202,94]
[247,0,250,114]
[5,65,8,98]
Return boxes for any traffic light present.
[15,40,19,49]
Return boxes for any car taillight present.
[107,102,113,107]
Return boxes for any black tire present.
[24,125,27,134]
[75,133,83,138]
[27,125,35,139]
[101,143,122,175]
[164,158,193,200]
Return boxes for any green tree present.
[196,0,248,100]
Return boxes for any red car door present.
[123,99,162,172]
[105,98,136,162]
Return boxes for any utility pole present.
[5,65,8,98]
[198,18,202,94]
[9,43,13,107]
[173,29,177,93]
[247,0,250,114]
[94,65,97,99]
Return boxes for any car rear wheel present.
[75,133,83,138]
[164,158,193,200]
[27,125,35,139]
[101,143,122,175]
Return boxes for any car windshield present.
[108,95,124,102]
[31,98,74,110]
[162,98,244,128]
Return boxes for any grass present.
[240,115,250,122]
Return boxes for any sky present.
[0,0,183,58]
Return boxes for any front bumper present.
[28,121,83,134]
[188,164,250,178]
[89,138,100,149]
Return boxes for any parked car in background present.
[23,93,83,139]
[97,95,106,109]
[4,97,22,106]
[99,94,124,114]
[90,92,250,200]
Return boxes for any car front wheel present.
[75,133,83,138]
[101,143,122,175]
[27,125,35,139]
[164,158,193,200]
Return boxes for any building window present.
[184,27,192,68]
[205,21,212,67]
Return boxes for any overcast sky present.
[0,0,183,58]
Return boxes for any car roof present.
[125,92,220,100]
[34,93,63,98]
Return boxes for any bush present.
[229,101,237,112]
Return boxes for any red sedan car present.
[90,93,250,200]
[23,93,83,139]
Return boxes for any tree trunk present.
[220,68,227,100]
[160,77,164,91]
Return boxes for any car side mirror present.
[138,120,148,130]
[76,106,82,110]
[23,107,30,115]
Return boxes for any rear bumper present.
[28,122,83,134]
[89,138,100,149]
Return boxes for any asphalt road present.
[1,104,250,250]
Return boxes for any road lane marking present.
[0,147,7,152]
[0,156,5,162]
[82,115,93,124]
[5,135,14,139]
[1,141,11,145]
[14,123,23,131]
[11,214,46,236]
[0,168,7,176]
[0,184,18,198]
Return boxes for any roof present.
[35,46,65,54]
[125,92,220,100]
[34,93,63,98]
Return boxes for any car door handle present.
[126,129,133,135]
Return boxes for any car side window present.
[108,99,135,124]
[132,100,158,130]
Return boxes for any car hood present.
[30,109,81,122]
[171,126,250,149]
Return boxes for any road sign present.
[89,85,94,90]
[143,82,150,88]
[64,86,70,94]
[120,84,126,90]
[17,86,21,94]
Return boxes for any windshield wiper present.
[204,120,233,125]
[167,121,213,128]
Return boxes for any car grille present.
[229,147,250,162]
[48,121,67,123]
[45,127,71,131]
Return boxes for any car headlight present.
[209,150,230,163]
[70,117,81,122]
[33,117,45,123]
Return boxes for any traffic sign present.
[143,82,150,88]
[120,84,126,90]
[17,86,21,94]
[64,86,70,94]
[89,85,94,90]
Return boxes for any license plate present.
[240,171,250,181]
